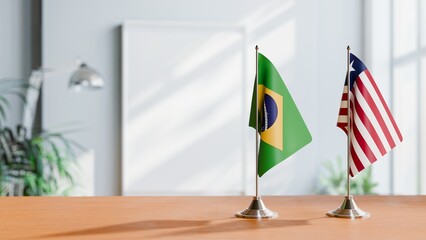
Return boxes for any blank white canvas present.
[122,22,247,195]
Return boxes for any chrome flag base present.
[327,195,370,219]
[236,196,278,219]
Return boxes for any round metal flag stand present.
[327,195,370,219]
[236,196,277,219]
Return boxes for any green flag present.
[249,53,312,177]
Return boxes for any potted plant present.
[0,79,80,196]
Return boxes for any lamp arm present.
[21,71,43,136]
[21,60,81,136]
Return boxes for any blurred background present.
[0,0,424,196]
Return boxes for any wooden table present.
[1,196,425,239]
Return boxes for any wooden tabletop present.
[1,196,425,239]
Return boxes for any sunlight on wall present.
[120,0,363,196]
[256,19,295,70]
[241,0,294,30]
[173,31,244,79]
[42,0,366,196]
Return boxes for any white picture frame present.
[121,21,248,195]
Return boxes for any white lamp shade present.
[69,63,104,90]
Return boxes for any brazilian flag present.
[249,53,312,177]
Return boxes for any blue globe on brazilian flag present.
[249,53,312,177]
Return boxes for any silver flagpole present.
[236,45,277,219]
[255,45,259,198]
[346,45,352,198]
[327,46,369,219]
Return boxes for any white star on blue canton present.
[350,60,356,73]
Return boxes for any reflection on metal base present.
[327,195,370,219]
[236,196,278,219]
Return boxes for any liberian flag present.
[337,53,403,177]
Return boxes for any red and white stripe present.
[337,69,403,177]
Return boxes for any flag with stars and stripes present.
[337,53,403,177]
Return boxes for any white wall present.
[364,0,393,194]
[42,0,363,195]
[0,0,32,127]
[365,0,426,195]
